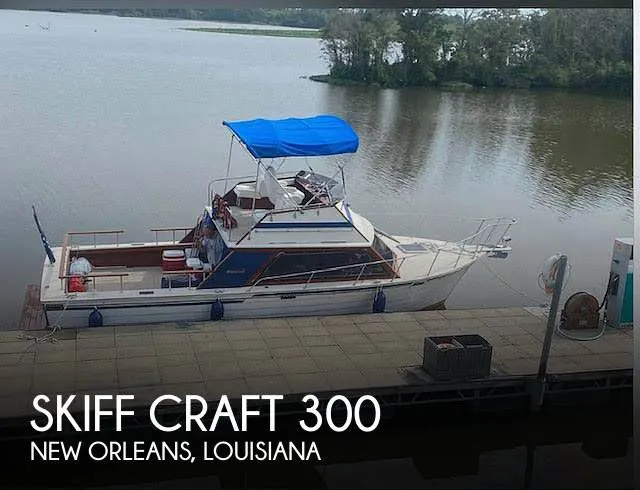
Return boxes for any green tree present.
[397,9,449,86]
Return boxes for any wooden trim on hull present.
[68,242,195,269]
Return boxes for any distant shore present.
[309,75,476,91]
[182,27,320,38]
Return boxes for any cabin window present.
[257,250,390,283]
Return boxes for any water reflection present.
[322,87,441,193]
[525,92,633,218]
[320,84,632,220]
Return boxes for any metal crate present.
[423,334,492,381]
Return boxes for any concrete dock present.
[0,303,632,422]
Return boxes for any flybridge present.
[206,200,374,249]
[208,115,369,248]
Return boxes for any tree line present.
[48,8,329,29]
[320,9,632,94]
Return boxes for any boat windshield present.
[373,233,394,261]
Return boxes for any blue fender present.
[211,298,224,321]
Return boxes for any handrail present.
[447,217,517,250]
[160,269,208,291]
[150,227,193,244]
[249,256,401,291]
[61,273,130,279]
[150,227,194,232]
[60,230,126,279]
[60,272,130,293]
[66,230,125,249]
[67,230,125,236]
[439,217,517,268]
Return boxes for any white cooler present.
[186,257,204,282]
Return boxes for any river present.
[0,10,634,489]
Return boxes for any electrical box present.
[605,238,634,328]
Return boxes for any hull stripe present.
[254,221,352,229]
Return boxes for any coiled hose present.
[554,274,614,341]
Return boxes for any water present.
[0,11,633,488]
[0,10,633,329]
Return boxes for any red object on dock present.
[162,249,186,272]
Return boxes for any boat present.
[38,115,516,328]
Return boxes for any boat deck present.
[219,206,259,243]
[89,266,167,292]
[0,303,632,420]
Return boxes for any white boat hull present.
[42,265,471,328]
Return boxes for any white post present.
[222,135,235,196]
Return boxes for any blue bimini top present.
[222,115,359,160]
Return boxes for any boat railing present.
[59,230,126,280]
[248,256,405,291]
[426,216,517,275]
[150,227,193,245]
[60,268,206,293]
[60,272,130,293]
[159,270,205,291]
[67,230,126,248]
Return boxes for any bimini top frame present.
[216,115,359,215]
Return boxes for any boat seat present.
[283,186,305,205]
[235,183,262,199]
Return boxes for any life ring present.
[539,254,561,295]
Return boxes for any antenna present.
[340,165,352,222]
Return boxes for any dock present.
[17,284,46,331]
[0,286,632,424]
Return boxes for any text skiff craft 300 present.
[38,115,516,328]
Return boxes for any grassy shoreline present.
[308,74,630,96]
[309,75,474,90]
[182,27,320,38]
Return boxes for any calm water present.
[0,10,633,329]
[0,11,633,488]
